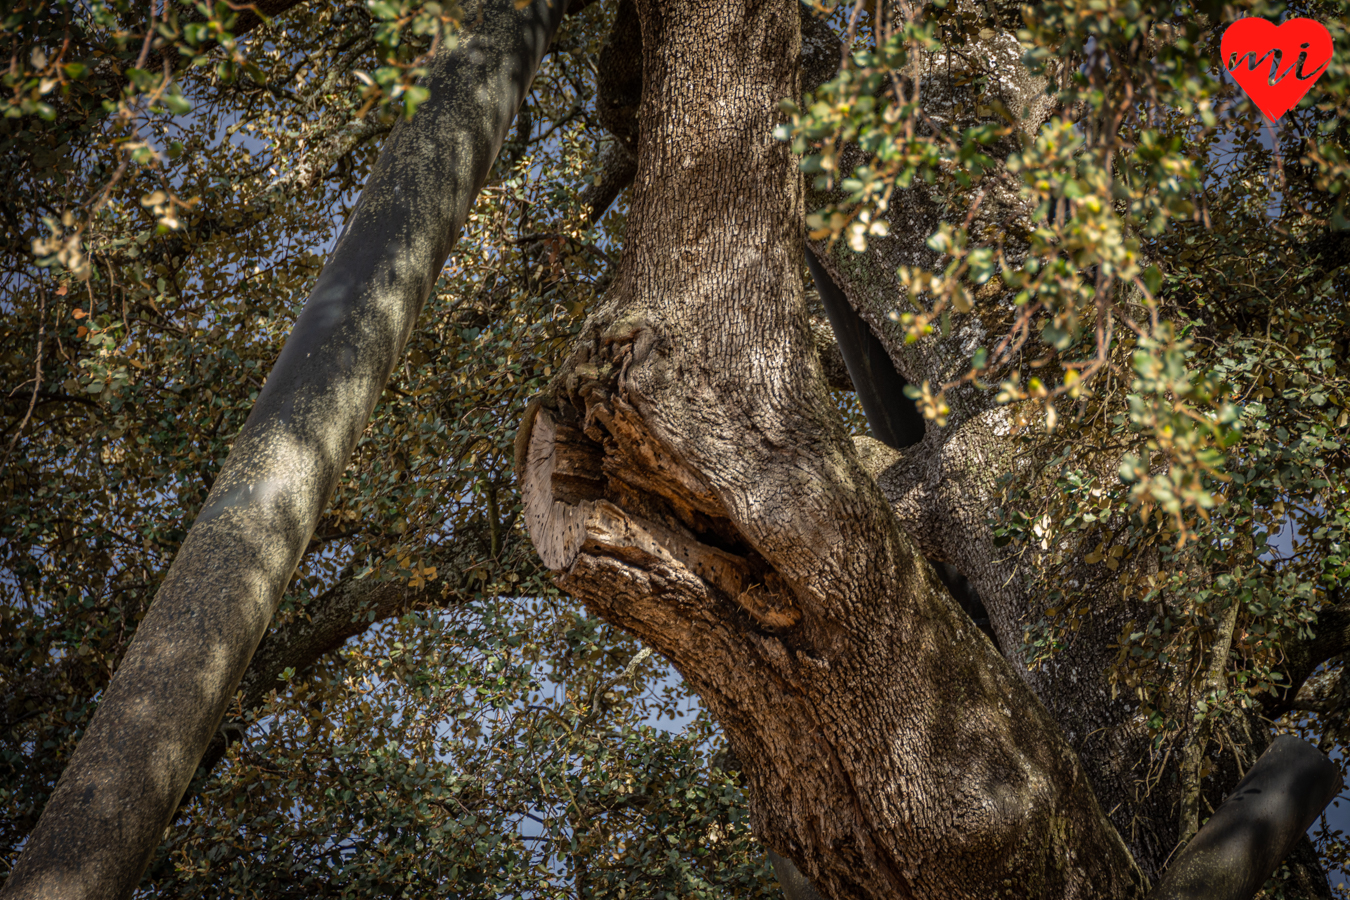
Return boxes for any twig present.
[1176,595,1241,843]
[581,647,653,728]
[3,283,48,469]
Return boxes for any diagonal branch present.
[180,522,534,810]
[3,0,568,895]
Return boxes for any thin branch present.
[3,283,48,469]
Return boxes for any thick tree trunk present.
[517,0,1145,895]
[1,2,565,898]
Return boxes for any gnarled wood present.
[518,0,1147,894]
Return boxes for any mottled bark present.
[517,0,1144,896]
[1,2,565,897]
[797,22,1188,883]
[175,521,523,812]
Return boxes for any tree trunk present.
[793,20,1336,889]
[516,0,1146,895]
[1,2,565,897]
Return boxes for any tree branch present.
[517,0,1147,892]
[178,523,531,812]
[1176,596,1242,843]
[806,248,924,449]
[576,140,638,224]
[1267,601,1350,719]
[1148,736,1341,900]
[3,0,568,895]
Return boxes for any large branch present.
[1147,736,1342,900]
[805,24,1342,891]
[176,521,528,809]
[577,139,638,223]
[1,1,566,896]
[1268,600,1350,719]
[806,248,923,449]
[792,23,1215,875]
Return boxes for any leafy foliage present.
[783,0,1348,535]
[781,0,1350,888]
[1,0,774,895]
[5,0,1350,893]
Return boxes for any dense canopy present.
[2,0,1350,896]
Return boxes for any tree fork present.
[2,0,566,896]
[517,0,1145,893]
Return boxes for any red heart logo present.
[1221,18,1333,121]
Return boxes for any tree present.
[2,0,1350,896]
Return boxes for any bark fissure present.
[519,0,1146,895]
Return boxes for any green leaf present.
[163,92,191,115]
[966,247,995,284]
[1142,264,1162,297]
[402,84,430,119]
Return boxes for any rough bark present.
[0,2,565,897]
[847,401,1182,872]
[799,24,1204,882]
[801,20,1341,891]
[516,0,1146,896]
[595,0,642,155]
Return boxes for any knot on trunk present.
[516,333,801,633]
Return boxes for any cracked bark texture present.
[517,0,1146,895]
[803,17,1334,892]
